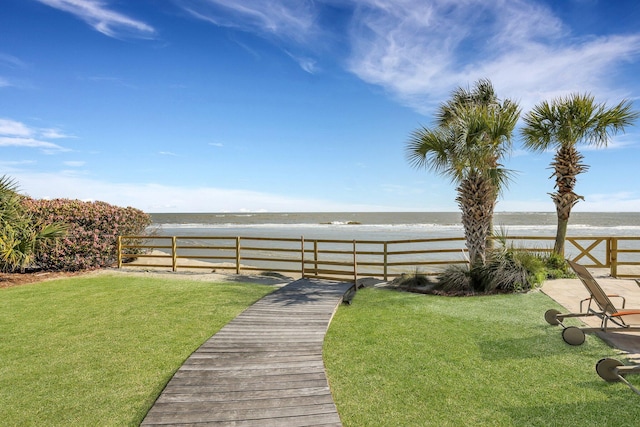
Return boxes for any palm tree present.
[0,176,67,272]
[521,94,638,255]
[407,80,520,265]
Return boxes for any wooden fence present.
[117,235,640,282]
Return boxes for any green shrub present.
[513,250,547,286]
[22,199,151,271]
[541,251,574,279]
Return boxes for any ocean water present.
[144,212,640,274]
[149,211,640,241]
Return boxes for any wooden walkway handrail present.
[141,278,354,426]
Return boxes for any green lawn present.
[0,275,273,426]
[3,277,638,426]
[324,288,640,426]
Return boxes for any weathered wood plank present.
[141,278,352,426]
[171,366,327,379]
[143,412,342,426]
[156,387,333,403]
[178,360,326,371]
[169,373,328,387]
[187,352,323,361]
[144,403,338,423]
[183,354,323,365]
[164,382,331,394]
[147,394,335,413]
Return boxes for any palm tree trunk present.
[457,173,496,265]
[550,145,587,255]
[553,216,569,255]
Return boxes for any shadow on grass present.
[502,390,638,425]
[477,332,584,360]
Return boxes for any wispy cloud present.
[11,172,390,212]
[0,136,68,152]
[181,0,640,112]
[346,0,640,111]
[0,118,32,137]
[180,0,318,43]
[0,53,27,69]
[63,160,86,167]
[178,0,326,74]
[41,128,76,139]
[0,160,37,171]
[285,50,318,74]
[576,191,640,212]
[35,0,156,39]
[0,53,27,88]
[0,118,72,153]
[578,132,640,151]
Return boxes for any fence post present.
[383,242,388,281]
[117,236,122,268]
[353,240,357,284]
[610,237,618,278]
[236,237,241,274]
[314,240,318,277]
[171,236,177,272]
[301,236,305,278]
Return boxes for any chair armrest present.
[608,294,626,308]
[581,295,626,311]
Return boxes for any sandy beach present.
[115,249,299,286]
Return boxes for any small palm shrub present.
[436,246,550,294]
[478,250,545,293]
[22,198,151,271]
[435,264,476,293]
[0,176,66,272]
[390,269,436,292]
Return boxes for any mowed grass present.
[0,274,273,426]
[4,276,639,426]
[325,288,640,426]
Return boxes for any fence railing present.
[117,235,640,281]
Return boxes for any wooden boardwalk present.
[142,278,354,426]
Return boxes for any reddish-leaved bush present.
[22,198,151,271]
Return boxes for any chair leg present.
[596,358,624,382]
[544,309,562,325]
[562,326,586,346]
[596,358,640,395]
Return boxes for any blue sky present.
[1,0,639,213]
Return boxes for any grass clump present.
[389,269,436,292]
[325,288,640,426]
[0,275,272,426]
